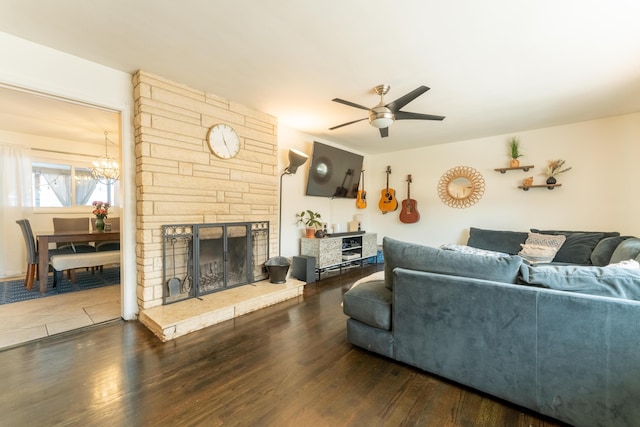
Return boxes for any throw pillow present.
[440,244,510,257]
[518,232,566,264]
[530,229,607,265]
[518,244,560,264]
[609,238,640,264]
[607,259,640,269]
[466,227,529,255]
[591,236,632,266]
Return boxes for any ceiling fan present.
[329,85,445,138]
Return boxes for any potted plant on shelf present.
[544,159,572,184]
[508,137,523,168]
[296,210,323,238]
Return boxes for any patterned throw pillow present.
[440,244,510,257]
[518,232,566,264]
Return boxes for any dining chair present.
[52,217,96,253]
[15,219,74,290]
[91,217,121,252]
[53,217,100,280]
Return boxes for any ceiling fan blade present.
[332,98,371,111]
[386,86,430,112]
[329,117,368,130]
[379,127,389,138]
[395,111,445,121]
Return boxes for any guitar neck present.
[385,166,391,192]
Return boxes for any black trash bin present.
[265,256,290,284]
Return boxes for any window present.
[32,162,115,207]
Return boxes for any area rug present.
[0,267,120,305]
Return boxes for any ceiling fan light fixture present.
[369,106,394,129]
[331,84,443,137]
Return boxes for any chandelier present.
[92,131,120,184]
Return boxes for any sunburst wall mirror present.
[437,165,485,208]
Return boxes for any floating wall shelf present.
[518,184,562,191]
[494,165,535,173]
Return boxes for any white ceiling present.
[1,0,639,154]
[0,85,120,146]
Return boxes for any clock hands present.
[220,130,232,157]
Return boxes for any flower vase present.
[546,176,557,185]
[96,217,105,232]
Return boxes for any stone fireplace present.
[134,72,306,342]
[133,71,280,311]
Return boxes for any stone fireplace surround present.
[134,71,305,340]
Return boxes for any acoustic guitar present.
[399,174,420,224]
[378,166,398,214]
[356,169,367,209]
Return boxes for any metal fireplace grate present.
[162,221,269,305]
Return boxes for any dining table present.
[36,230,121,293]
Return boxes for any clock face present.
[207,124,240,159]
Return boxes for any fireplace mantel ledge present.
[139,278,306,341]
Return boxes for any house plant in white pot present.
[296,210,323,238]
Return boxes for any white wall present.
[279,112,640,254]
[0,32,137,320]
[277,127,372,258]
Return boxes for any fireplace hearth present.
[162,222,269,305]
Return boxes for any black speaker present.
[292,255,316,283]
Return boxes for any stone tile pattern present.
[139,278,305,341]
[0,286,120,350]
[133,71,279,310]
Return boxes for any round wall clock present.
[207,123,240,159]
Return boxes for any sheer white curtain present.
[0,144,32,278]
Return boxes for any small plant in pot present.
[296,210,323,238]
[508,137,523,167]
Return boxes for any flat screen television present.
[305,141,364,198]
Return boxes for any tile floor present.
[0,285,121,351]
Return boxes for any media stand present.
[300,232,377,280]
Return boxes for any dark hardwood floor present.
[0,265,568,426]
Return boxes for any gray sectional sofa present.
[343,230,640,427]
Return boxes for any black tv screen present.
[305,141,364,198]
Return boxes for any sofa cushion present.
[383,237,523,290]
[591,236,632,266]
[530,229,612,265]
[531,229,620,239]
[343,280,392,330]
[519,263,640,300]
[610,238,640,264]
[467,227,528,255]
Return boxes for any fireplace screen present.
[162,221,269,305]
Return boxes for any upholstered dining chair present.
[53,217,101,281]
[52,217,96,253]
[15,219,74,290]
[91,217,120,252]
